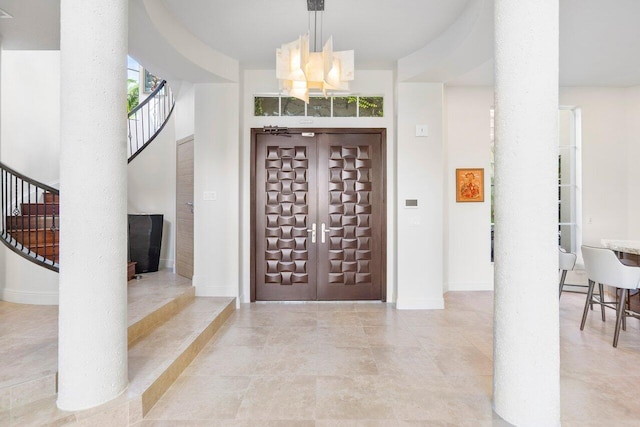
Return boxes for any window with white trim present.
[490,107,582,261]
[254,96,383,117]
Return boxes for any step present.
[44,193,59,204]
[20,203,59,216]
[127,296,236,418]
[5,215,58,231]
[2,273,235,426]
[8,228,59,246]
[22,241,59,263]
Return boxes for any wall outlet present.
[203,191,217,201]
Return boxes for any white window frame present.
[489,106,582,262]
[559,106,583,259]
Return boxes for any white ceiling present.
[0,0,59,50]
[159,0,470,70]
[2,0,640,86]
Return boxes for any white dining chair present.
[559,247,578,298]
[580,245,640,347]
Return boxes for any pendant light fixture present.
[276,0,354,103]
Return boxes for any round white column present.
[57,0,128,411]
[493,1,560,426]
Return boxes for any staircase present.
[0,79,174,271]
[6,192,60,265]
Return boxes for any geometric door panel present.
[255,134,318,301]
[254,130,384,301]
[317,133,383,300]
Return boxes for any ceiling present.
[2,0,640,86]
[159,0,470,70]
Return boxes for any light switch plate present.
[415,125,428,137]
[203,191,217,201]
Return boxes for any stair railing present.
[0,161,59,271]
[1,79,174,272]
[127,79,175,162]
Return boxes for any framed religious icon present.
[456,168,484,202]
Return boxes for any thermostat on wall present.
[405,199,418,208]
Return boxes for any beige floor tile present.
[356,310,403,327]
[316,421,400,426]
[315,375,395,420]
[9,395,77,426]
[182,344,266,376]
[370,346,443,377]
[236,376,317,420]
[270,311,319,327]
[431,345,493,376]
[411,326,475,354]
[226,311,280,328]
[315,347,378,376]
[317,327,370,348]
[0,409,9,426]
[257,345,318,376]
[7,281,640,426]
[214,325,272,348]
[317,311,362,327]
[0,387,9,412]
[265,326,319,348]
[145,375,250,420]
[560,373,640,422]
[363,326,419,347]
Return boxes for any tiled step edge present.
[135,298,236,419]
[127,286,196,347]
[0,372,57,414]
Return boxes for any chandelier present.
[276,0,354,103]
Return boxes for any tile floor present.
[139,290,640,426]
[2,280,640,426]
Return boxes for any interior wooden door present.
[176,136,194,279]
[255,133,318,300]
[316,133,383,300]
[253,129,384,301]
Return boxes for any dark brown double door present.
[252,129,385,301]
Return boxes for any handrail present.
[0,161,59,272]
[127,79,175,162]
[1,78,175,273]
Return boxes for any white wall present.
[442,85,635,290]
[1,50,60,185]
[173,80,195,141]
[560,87,629,245]
[241,69,396,303]
[625,86,640,239]
[127,113,177,270]
[0,50,60,304]
[444,86,494,291]
[396,82,445,309]
[192,83,240,297]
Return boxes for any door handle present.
[185,202,194,213]
[321,223,331,243]
[307,223,316,243]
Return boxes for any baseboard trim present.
[395,297,444,310]
[447,281,494,291]
[159,259,174,270]
[0,288,59,305]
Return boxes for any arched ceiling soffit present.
[129,0,239,84]
[397,0,493,83]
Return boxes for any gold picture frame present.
[456,168,484,202]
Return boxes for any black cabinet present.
[128,214,163,273]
